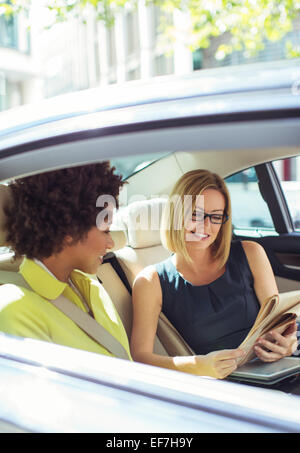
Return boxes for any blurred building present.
[0,7,43,111]
[38,3,192,96]
[96,5,192,84]
[1,2,300,115]
[36,2,300,186]
[1,2,299,181]
[2,1,300,103]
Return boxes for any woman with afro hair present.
[0,162,131,360]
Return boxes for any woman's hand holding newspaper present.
[254,321,298,362]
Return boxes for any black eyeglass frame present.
[192,212,229,225]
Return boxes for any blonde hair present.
[161,169,232,268]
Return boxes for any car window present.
[273,156,300,232]
[0,154,170,256]
[225,167,276,237]
[111,151,170,180]
[0,247,10,255]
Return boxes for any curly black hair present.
[5,162,124,260]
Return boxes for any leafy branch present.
[1,0,299,58]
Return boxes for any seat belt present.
[100,253,195,356]
[0,270,130,361]
[101,252,132,295]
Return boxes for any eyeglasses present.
[192,211,229,225]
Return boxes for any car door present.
[225,156,300,293]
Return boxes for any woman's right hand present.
[196,349,246,379]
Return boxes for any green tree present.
[1,0,300,58]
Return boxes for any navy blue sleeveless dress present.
[155,241,260,355]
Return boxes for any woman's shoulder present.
[132,265,163,306]
[240,240,265,257]
[231,239,264,256]
[231,240,268,272]
[0,283,54,328]
[133,264,160,288]
[135,255,171,277]
[0,283,46,307]
[133,256,174,292]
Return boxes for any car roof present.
[0,59,299,146]
[0,59,299,184]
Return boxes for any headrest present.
[0,183,126,252]
[109,230,127,252]
[115,198,167,249]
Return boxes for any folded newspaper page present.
[237,291,300,366]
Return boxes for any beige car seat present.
[98,198,194,356]
[98,198,171,355]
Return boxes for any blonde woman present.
[130,170,297,379]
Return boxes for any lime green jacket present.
[0,258,131,359]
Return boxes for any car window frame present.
[255,162,295,234]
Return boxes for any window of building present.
[214,27,300,68]
[0,72,6,111]
[0,12,18,49]
[106,25,117,68]
[192,49,203,71]
[126,67,141,81]
[125,11,140,57]
[153,54,174,76]
[106,25,117,83]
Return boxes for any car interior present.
[0,147,299,360]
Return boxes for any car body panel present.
[0,334,300,433]
[0,119,300,182]
[0,61,299,183]
[1,59,299,139]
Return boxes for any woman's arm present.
[130,265,245,378]
[242,241,297,361]
[241,240,278,304]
